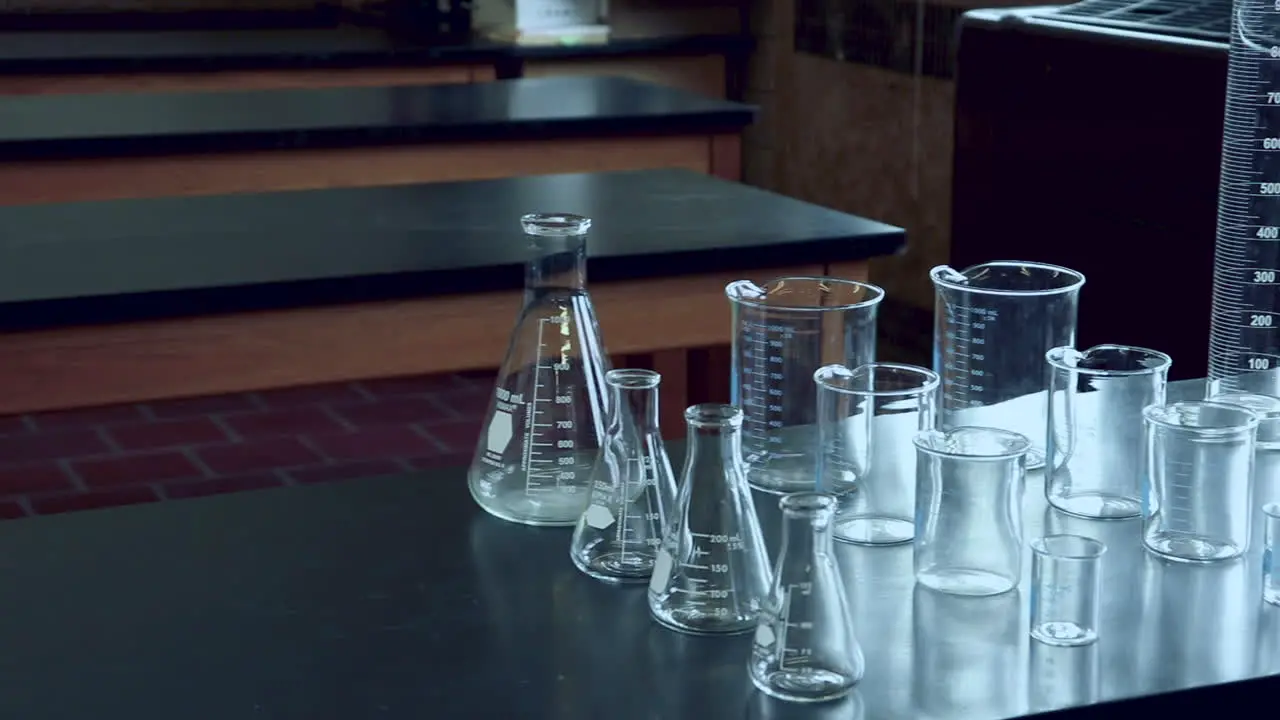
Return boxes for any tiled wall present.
[0,371,492,520]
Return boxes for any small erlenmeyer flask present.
[649,404,772,635]
[570,368,678,584]
[751,492,864,703]
[468,213,612,527]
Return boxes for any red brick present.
[288,460,402,485]
[107,418,229,451]
[31,486,159,516]
[29,404,146,430]
[197,437,318,475]
[74,451,202,488]
[359,374,463,397]
[148,393,258,418]
[420,421,482,454]
[0,462,74,495]
[164,473,283,500]
[0,500,27,520]
[0,415,30,434]
[0,429,109,464]
[223,407,346,439]
[257,383,366,407]
[332,397,451,428]
[308,427,437,461]
[403,453,471,471]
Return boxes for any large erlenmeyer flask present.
[468,213,612,527]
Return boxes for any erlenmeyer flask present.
[751,492,864,703]
[468,213,612,527]
[648,404,771,635]
[570,368,678,584]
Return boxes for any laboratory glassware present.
[570,368,678,584]
[751,492,864,703]
[1142,401,1260,563]
[1028,643,1099,714]
[912,586,1023,719]
[913,426,1031,596]
[1265,503,1280,606]
[1029,534,1105,647]
[930,261,1085,470]
[649,403,772,635]
[1209,391,1280,508]
[1206,0,1280,400]
[727,276,884,494]
[814,362,939,545]
[468,213,612,527]
[1045,344,1172,519]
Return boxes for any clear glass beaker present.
[930,261,1085,470]
[1029,534,1106,647]
[648,404,772,635]
[1142,401,1260,563]
[751,492,864,703]
[1208,391,1280,515]
[814,362,939,545]
[1045,344,1172,519]
[570,369,678,584]
[913,427,1031,596]
[468,213,613,527]
[727,276,885,495]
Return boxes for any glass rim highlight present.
[1045,344,1173,376]
[1141,400,1261,436]
[521,212,592,236]
[685,403,743,428]
[779,491,837,514]
[813,362,940,398]
[1031,534,1107,560]
[929,261,1086,298]
[912,427,1032,461]
[724,276,885,313]
[605,368,662,390]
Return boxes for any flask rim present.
[521,213,592,237]
[929,261,1085,298]
[606,368,662,390]
[778,491,837,515]
[685,403,743,428]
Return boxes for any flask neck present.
[779,509,835,563]
[525,233,588,294]
[683,417,745,482]
[613,383,661,435]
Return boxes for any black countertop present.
[0,75,756,161]
[0,385,1274,720]
[0,23,752,74]
[0,168,904,330]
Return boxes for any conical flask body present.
[468,214,612,527]
[649,404,772,635]
[570,369,678,583]
[751,492,864,702]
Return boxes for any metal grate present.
[1030,0,1232,42]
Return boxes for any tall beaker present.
[570,368,678,584]
[649,404,772,635]
[931,261,1085,470]
[727,276,884,495]
[468,213,612,527]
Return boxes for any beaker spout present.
[725,279,768,303]
[931,265,971,285]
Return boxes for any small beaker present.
[814,363,939,545]
[727,277,885,495]
[1208,391,1280,511]
[1029,534,1106,647]
[648,404,772,635]
[931,261,1085,470]
[751,492,864,703]
[1142,401,1260,563]
[1045,344,1172,519]
[913,427,1031,596]
[1264,502,1280,606]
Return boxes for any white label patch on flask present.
[584,505,615,530]
[754,624,776,647]
[485,410,513,454]
[650,549,674,592]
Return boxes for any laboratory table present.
[0,379,1273,718]
[0,168,903,433]
[0,75,754,205]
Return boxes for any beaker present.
[930,261,1085,470]
[1045,344,1172,519]
[1208,391,1280,514]
[727,276,884,495]
[1142,401,1259,563]
[750,492,864,703]
[1264,503,1280,606]
[814,363,939,545]
[468,213,612,527]
[570,368,678,584]
[649,404,772,635]
[913,427,1031,596]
